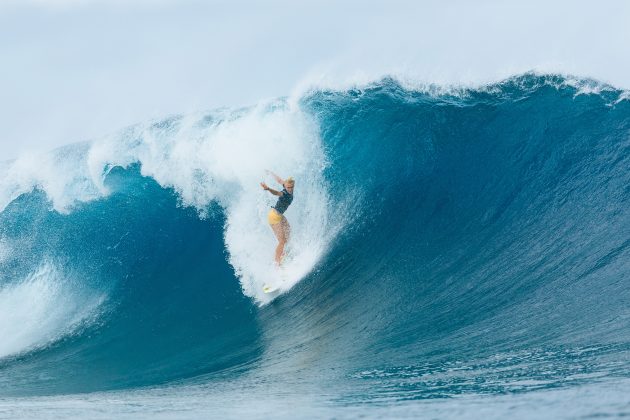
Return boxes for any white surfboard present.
[263,284,278,294]
[263,255,293,294]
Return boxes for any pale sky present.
[1,0,629,159]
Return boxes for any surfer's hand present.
[260,182,269,190]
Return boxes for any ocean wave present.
[0,73,628,398]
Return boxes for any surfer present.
[260,170,294,265]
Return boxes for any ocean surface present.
[0,74,628,418]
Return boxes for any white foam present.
[0,261,106,359]
[0,143,104,214]
[613,91,630,105]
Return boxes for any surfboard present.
[263,284,278,294]
[263,257,291,294]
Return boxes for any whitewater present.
[0,73,628,418]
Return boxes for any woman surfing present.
[260,170,294,266]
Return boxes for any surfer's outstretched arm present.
[266,170,286,186]
[260,182,282,196]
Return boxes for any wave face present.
[0,74,628,410]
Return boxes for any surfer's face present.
[285,182,294,192]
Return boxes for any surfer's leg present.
[270,222,283,242]
[282,218,291,243]
[276,218,290,264]
[268,210,289,265]
[270,222,285,265]
[275,241,285,265]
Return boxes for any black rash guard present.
[273,188,293,214]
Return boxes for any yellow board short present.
[268,209,283,225]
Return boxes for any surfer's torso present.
[273,188,293,214]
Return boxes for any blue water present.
[0,74,628,418]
